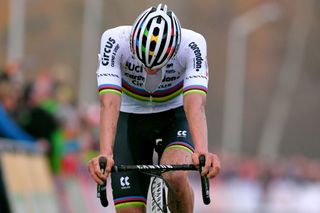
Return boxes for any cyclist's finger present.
[88,159,105,184]
[95,158,107,178]
[191,152,200,167]
[200,153,217,176]
[104,157,114,176]
[200,154,211,176]
[207,154,221,178]
[89,169,104,184]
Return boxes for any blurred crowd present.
[208,153,320,212]
[0,61,100,175]
[1,62,320,212]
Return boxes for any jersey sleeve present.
[182,32,209,96]
[96,29,123,96]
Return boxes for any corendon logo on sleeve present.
[188,42,203,71]
[101,37,117,66]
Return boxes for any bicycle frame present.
[149,175,167,212]
[97,156,211,212]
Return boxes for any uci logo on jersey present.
[101,37,116,66]
[125,61,143,73]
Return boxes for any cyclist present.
[88,4,221,213]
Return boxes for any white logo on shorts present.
[177,130,187,137]
[120,176,130,189]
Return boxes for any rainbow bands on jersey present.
[121,80,183,102]
[183,85,207,96]
[98,84,122,96]
[98,83,207,100]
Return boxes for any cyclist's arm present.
[182,31,209,155]
[88,93,120,184]
[97,28,123,159]
[99,93,121,156]
[88,28,123,184]
[182,30,220,178]
[184,93,220,179]
[183,93,208,154]
[99,92,120,167]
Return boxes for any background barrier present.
[0,139,59,213]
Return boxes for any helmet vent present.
[156,17,162,24]
[153,27,159,36]
[150,41,156,51]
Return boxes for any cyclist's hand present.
[192,152,221,179]
[88,155,114,184]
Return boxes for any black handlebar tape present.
[199,155,211,205]
[97,157,108,207]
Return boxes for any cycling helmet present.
[130,4,181,69]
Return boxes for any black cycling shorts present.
[111,106,194,209]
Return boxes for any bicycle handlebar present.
[199,155,211,205]
[97,155,211,207]
[112,164,197,172]
[97,157,108,207]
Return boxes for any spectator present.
[15,72,64,174]
[0,72,36,142]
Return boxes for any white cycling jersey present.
[96,26,209,114]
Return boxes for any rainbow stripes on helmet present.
[130,4,181,70]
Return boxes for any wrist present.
[194,146,208,154]
[100,147,113,156]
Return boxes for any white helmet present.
[130,4,181,69]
